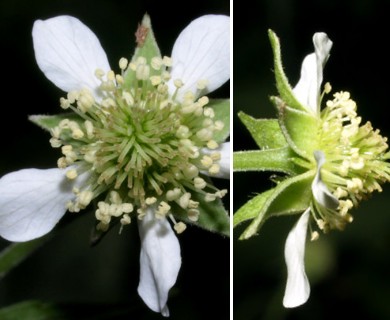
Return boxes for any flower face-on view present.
[0,14,230,316]
[234,30,390,308]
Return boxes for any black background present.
[0,1,230,319]
[234,0,390,319]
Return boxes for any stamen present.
[48,55,227,234]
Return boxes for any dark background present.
[0,1,230,319]
[234,0,390,319]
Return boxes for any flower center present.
[312,86,390,232]
[49,56,226,232]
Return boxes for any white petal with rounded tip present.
[0,168,78,242]
[169,15,230,100]
[293,33,333,114]
[283,209,311,308]
[312,150,339,209]
[137,208,181,317]
[32,15,110,98]
[201,142,230,179]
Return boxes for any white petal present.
[137,208,181,317]
[201,142,230,179]
[169,15,230,100]
[312,150,339,209]
[283,209,311,308]
[0,168,78,242]
[293,33,333,114]
[32,15,110,98]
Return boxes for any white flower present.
[0,14,229,316]
[283,32,338,308]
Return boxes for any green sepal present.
[233,189,274,227]
[172,185,230,237]
[209,99,230,143]
[233,148,298,174]
[237,111,287,149]
[29,113,83,132]
[237,170,314,239]
[123,14,162,87]
[272,96,319,160]
[268,29,307,113]
[29,113,85,146]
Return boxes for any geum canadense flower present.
[233,30,390,310]
[0,14,230,317]
[279,33,390,307]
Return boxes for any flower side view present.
[234,30,390,308]
[0,14,230,316]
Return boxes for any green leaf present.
[172,187,230,237]
[29,113,83,132]
[273,96,319,160]
[233,148,298,174]
[237,112,287,149]
[268,29,307,113]
[0,301,63,320]
[209,99,230,143]
[0,235,51,280]
[238,170,314,239]
[124,14,162,87]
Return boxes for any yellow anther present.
[107,70,115,81]
[214,120,224,131]
[176,125,190,139]
[145,197,157,205]
[122,91,134,106]
[78,190,94,208]
[210,152,221,161]
[66,169,78,180]
[207,140,219,150]
[151,57,163,70]
[57,157,67,169]
[179,193,191,209]
[197,79,209,90]
[173,221,187,234]
[188,209,200,222]
[201,155,213,168]
[67,91,79,104]
[166,188,181,201]
[205,193,216,202]
[174,221,187,234]
[324,82,332,94]
[60,97,70,109]
[150,75,162,86]
[122,203,134,213]
[115,74,124,84]
[156,201,171,217]
[203,107,215,118]
[94,68,105,79]
[196,128,213,141]
[119,57,128,70]
[136,64,150,80]
[120,214,131,225]
[198,96,209,107]
[311,231,320,241]
[194,177,207,189]
[72,128,84,140]
[174,79,184,88]
[50,138,62,148]
[162,56,172,67]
